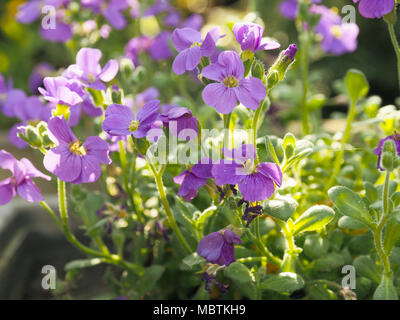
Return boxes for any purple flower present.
[29,63,55,94]
[62,48,119,91]
[202,51,266,114]
[38,76,83,106]
[374,132,400,171]
[143,0,171,16]
[160,105,198,140]
[353,0,395,19]
[284,44,298,60]
[0,150,50,205]
[173,158,213,201]
[311,5,359,55]
[172,27,221,75]
[134,87,159,109]
[40,20,73,43]
[149,31,174,61]
[164,9,181,27]
[182,14,203,31]
[232,22,280,53]
[102,100,160,138]
[212,144,282,202]
[82,0,128,29]
[125,36,153,66]
[197,229,242,266]
[279,0,321,19]
[44,116,111,184]
[0,75,26,118]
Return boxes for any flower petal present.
[103,104,134,136]
[44,146,82,182]
[257,162,283,187]
[238,173,275,202]
[172,28,202,52]
[47,116,77,145]
[17,179,44,202]
[71,155,101,184]
[202,83,238,114]
[237,77,266,110]
[212,160,245,186]
[0,179,16,205]
[99,59,119,82]
[197,231,225,263]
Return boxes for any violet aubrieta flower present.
[0,150,50,205]
[38,76,83,107]
[125,36,153,66]
[279,0,321,19]
[143,0,171,16]
[44,116,111,184]
[81,0,128,30]
[159,105,198,140]
[374,132,400,171]
[0,74,26,118]
[29,63,54,94]
[212,144,282,202]
[197,229,242,266]
[134,87,159,109]
[149,31,174,61]
[63,48,119,91]
[353,0,395,19]
[232,22,280,53]
[172,27,221,75]
[173,158,213,201]
[102,100,160,138]
[202,51,266,114]
[311,5,359,55]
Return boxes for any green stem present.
[147,159,192,253]
[276,219,298,272]
[387,22,400,91]
[55,179,142,274]
[244,228,282,267]
[326,100,357,189]
[252,104,263,165]
[300,31,311,136]
[373,170,392,276]
[223,113,232,151]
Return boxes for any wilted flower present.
[102,100,160,138]
[44,116,111,184]
[353,0,395,19]
[374,132,400,171]
[174,158,213,201]
[232,22,280,53]
[212,144,282,202]
[0,150,50,205]
[172,27,221,75]
[197,229,242,266]
[202,51,266,113]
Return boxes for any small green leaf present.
[137,265,165,296]
[384,218,400,255]
[338,216,367,230]
[328,186,372,227]
[345,69,369,103]
[292,205,335,235]
[224,262,257,299]
[181,253,205,271]
[373,274,398,300]
[353,255,380,284]
[260,272,304,293]
[263,196,298,221]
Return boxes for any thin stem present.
[276,219,298,272]
[373,170,392,276]
[387,22,400,91]
[300,31,311,136]
[39,201,63,229]
[223,113,232,151]
[326,100,357,189]
[147,159,192,253]
[252,105,263,165]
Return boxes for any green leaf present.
[373,275,398,300]
[303,234,330,260]
[260,272,304,294]
[344,69,369,103]
[338,216,367,230]
[328,186,372,227]
[263,196,298,221]
[137,265,165,296]
[384,218,400,255]
[65,258,103,271]
[364,181,378,203]
[194,206,217,233]
[292,205,335,235]
[224,262,257,299]
[353,255,380,284]
[181,253,206,271]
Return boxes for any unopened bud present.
[251,60,265,80]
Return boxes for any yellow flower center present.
[185,163,192,172]
[223,75,239,88]
[69,140,87,156]
[129,120,140,132]
[331,25,342,39]
[243,159,255,175]
[190,41,201,48]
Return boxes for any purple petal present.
[177,173,207,201]
[238,173,275,202]
[71,155,101,184]
[197,231,225,263]
[223,144,256,163]
[103,104,134,136]
[223,229,242,245]
[40,21,73,43]
[76,48,102,78]
[43,146,82,182]
[172,28,202,52]
[0,150,18,173]
[19,158,51,180]
[99,59,119,82]
[84,136,111,165]
[8,124,28,149]
[102,8,126,29]
[16,1,41,23]
[257,162,283,187]
[47,116,77,145]
[200,27,219,57]
[237,77,266,110]
[17,179,44,202]
[202,83,238,114]
[212,160,245,186]
[0,179,16,205]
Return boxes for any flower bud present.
[266,44,297,87]
[381,139,397,171]
[251,59,265,80]
[18,125,42,148]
